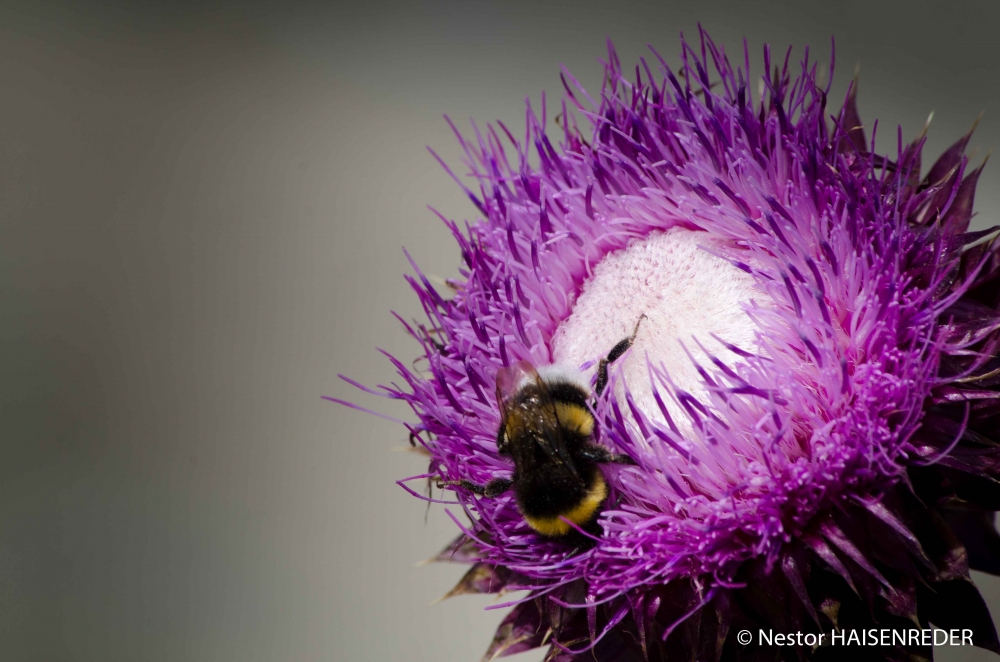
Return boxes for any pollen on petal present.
[552,228,761,435]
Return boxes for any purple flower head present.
[347,31,1000,660]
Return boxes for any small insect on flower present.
[445,317,644,537]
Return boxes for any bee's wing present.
[494,360,536,415]
[496,361,581,482]
[494,361,521,457]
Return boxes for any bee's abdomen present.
[517,466,608,537]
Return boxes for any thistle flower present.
[347,31,1000,660]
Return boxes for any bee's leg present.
[483,477,515,497]
[579,444,637,466]
[445,477,514,498]
[595,314,647,397]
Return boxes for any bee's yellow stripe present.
[523,473,608,537]
[504,402,593,441]
[553,402,594,437]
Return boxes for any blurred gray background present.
[2,0,1000,660]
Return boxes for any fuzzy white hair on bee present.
[499,362,591,397]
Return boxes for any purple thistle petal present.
[337,30,1000,658]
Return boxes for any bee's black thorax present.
[541,381,589,410]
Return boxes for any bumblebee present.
[448,317,643,537]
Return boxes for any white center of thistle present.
[551,228,759,436]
